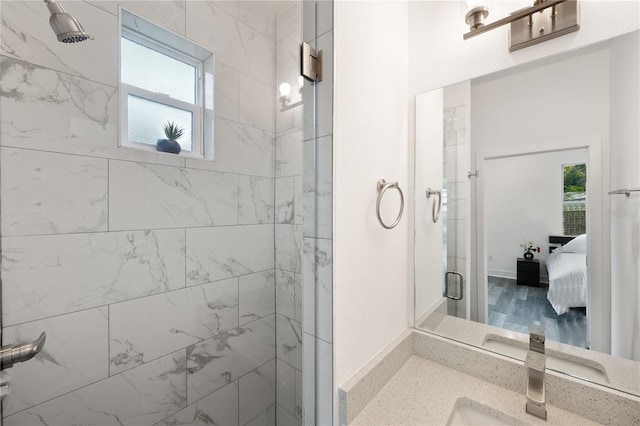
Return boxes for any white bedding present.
[546,251,587,315]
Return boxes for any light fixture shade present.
[279,82,292,97]
[465,0,486,9]
[465,4,490,30]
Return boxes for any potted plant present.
[156,121,184,154]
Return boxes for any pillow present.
[546,245,563,269]
[562,234,587,254]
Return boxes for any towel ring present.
[376,179,404,229]
[425,188,442,223]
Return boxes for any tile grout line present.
[107,158,110,233]
[243,403,276,425]
[107,304,111,378]
[5,348,183,419]
[3,222,280,239]
[183,347,188,417]
[4,268,276,330]
[0,133,276,179]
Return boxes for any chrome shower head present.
[44,0,94,43]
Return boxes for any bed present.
[546,234,587,315]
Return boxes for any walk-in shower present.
[0,0,335,423]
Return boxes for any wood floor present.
[487,276,588,349]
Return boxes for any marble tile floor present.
[487,276,588,349]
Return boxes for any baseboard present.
[487,269,516,280]
[338,329,414,426]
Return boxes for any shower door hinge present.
[468,170,479,179]
[300,42,322,83]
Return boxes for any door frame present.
[473,134,606,351]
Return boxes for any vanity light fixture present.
[463,0,579,52]
[464,0,490,31]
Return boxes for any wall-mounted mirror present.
[414,30,639,397]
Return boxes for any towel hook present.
[376,179,404,229]
[425,188,442,223]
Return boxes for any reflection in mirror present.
[414,30,640,397]
[485,149,588,348]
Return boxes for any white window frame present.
[118,9,214,160]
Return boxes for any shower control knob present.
[0,332,47,371]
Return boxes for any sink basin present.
[446,398,529,426]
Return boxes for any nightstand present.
[517,258,540,287]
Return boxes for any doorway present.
[480,147,591,349]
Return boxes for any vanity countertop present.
[351,355,599,425]
[423,310,640,396]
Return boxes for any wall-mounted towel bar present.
[376,179,404,229]
[608,188,640,197]
[425,188,442,223]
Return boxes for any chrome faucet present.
[525,323,547,420]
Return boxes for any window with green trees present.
[563,163,586,235]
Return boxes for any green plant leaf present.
[162,121,185,141]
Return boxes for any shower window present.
[118,8,214,159]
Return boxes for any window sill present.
[118,142,209,161]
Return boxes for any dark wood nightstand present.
[517,258,540,287]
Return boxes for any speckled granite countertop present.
[351,355,599,426]
[424,311,640,396]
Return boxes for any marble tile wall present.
[274,2,305,424]
[0,1,292,424]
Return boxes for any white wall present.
[470,45,610,152]
[609,31,640,361]
[485,149,587,280]
[333,0,409,392]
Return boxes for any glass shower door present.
[442,99,470,319]
[414,81,471,327]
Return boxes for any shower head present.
[44,0,94,43]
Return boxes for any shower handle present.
[0,332,46,371]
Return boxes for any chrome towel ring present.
[425,188,442,223]
[376,179,404,229]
